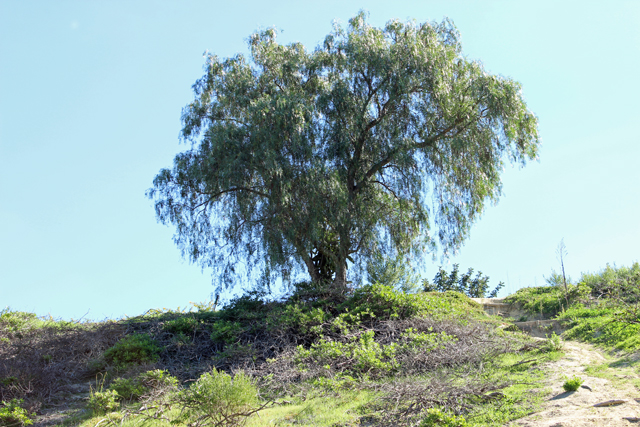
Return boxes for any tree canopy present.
[148,12,540,294]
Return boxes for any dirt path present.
[511,340,640,426]
[472,298,640,426]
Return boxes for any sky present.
[1,0,638,320]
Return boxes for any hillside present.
[1,263,639,426]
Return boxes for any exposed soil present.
[474,298,640,427]
[511,340,640,427]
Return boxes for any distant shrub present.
[163,316,200,336]
[220,291,266,322]
[580,262,640,302]
[0,399,33,427]
[562,375,583,392]
[103,333,162,368]
[341,284,481,324]
[210,320,244,344]
[420,408,469,426]
[0,310,42,337]
[172,369,261,427]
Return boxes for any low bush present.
[109,369,178,401]
[87,388,119,415]
[0,399,33,427]
[210,320,245,344]
[171,369,263,427]
[102,334,162,369]
[163,316,200,336]
[562,375,583,392]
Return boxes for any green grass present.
[557,304,640,352]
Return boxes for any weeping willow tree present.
[148,12,540,294]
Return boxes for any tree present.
[148,12,540,294]
[423,264,504,298]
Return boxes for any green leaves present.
[149,12,540,292]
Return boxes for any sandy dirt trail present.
[511,340,640,426]
[471,298,640,426]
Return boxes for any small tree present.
[149,12,540,294]
[557,238,570,307]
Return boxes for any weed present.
[562,375,583,392]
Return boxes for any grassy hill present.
[1,263,638,426]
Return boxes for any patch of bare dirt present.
[511,340,640,426]
[473,298,640,426]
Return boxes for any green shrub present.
[163,316,200,335]
[220,291,266,322]
[562,375,583,392]
[399,328,457,352]
[0,310,42,336]
[173,369,260,427]
[138,369,179,389]
[109,377,146,401]
[88,389,119,415]
[102,334,162,368]
[109,369,178,401]
[420,408,469,426]
[340,284,429,321]
[0,399,33,427]
[210,320,244,344]
[580,262,640,301]
[295,330,399,376]
[267,304,327,335]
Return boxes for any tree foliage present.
[423,264,504,298]
[148,12,540,293]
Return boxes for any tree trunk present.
[331,263,349,295]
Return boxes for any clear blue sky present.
[1,1,638,320]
